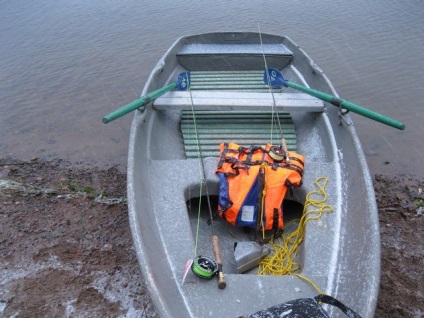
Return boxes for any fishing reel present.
[191,255,218,279]
[268,146,287,162]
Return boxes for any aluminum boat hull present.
[127,32,379,317]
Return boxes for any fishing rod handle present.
[217,271,226,289]
[212,235,226,289]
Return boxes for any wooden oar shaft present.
[102,82,177,124]
[285,81,405,130]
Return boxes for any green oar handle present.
[102,82,177,124]
[286,82,405,130]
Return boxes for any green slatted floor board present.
[180,71,295,158]
[181,110,297,158]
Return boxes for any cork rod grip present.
[281,138,290,163]
[212,235,226,289]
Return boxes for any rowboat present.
[117,32,399,317]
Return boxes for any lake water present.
[1,0,423,178]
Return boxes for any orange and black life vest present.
[215,142,305,231]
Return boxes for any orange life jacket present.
[215,142,304,231]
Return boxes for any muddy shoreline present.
[0,158,423,317]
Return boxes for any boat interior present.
[144,39,340,280]
[128,33,379,317]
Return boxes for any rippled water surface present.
[1,0,423,177]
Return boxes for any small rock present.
[396,192,408,201]
[295,287,301,292]
[417,207,423,216]
[103,243,113,251]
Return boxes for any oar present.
[102,72,190,124]
[264,68,405,130]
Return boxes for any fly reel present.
[191,255,218,279]
[268,146,286,162]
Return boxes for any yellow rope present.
[257,177,334,294]
[293,274,324,295]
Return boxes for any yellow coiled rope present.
[257,177,334,294]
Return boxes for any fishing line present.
[186,74,213,276]
[187,74,215,237]
[258,24,284,147]
[187,83,204,259]
[186,74,226,287]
